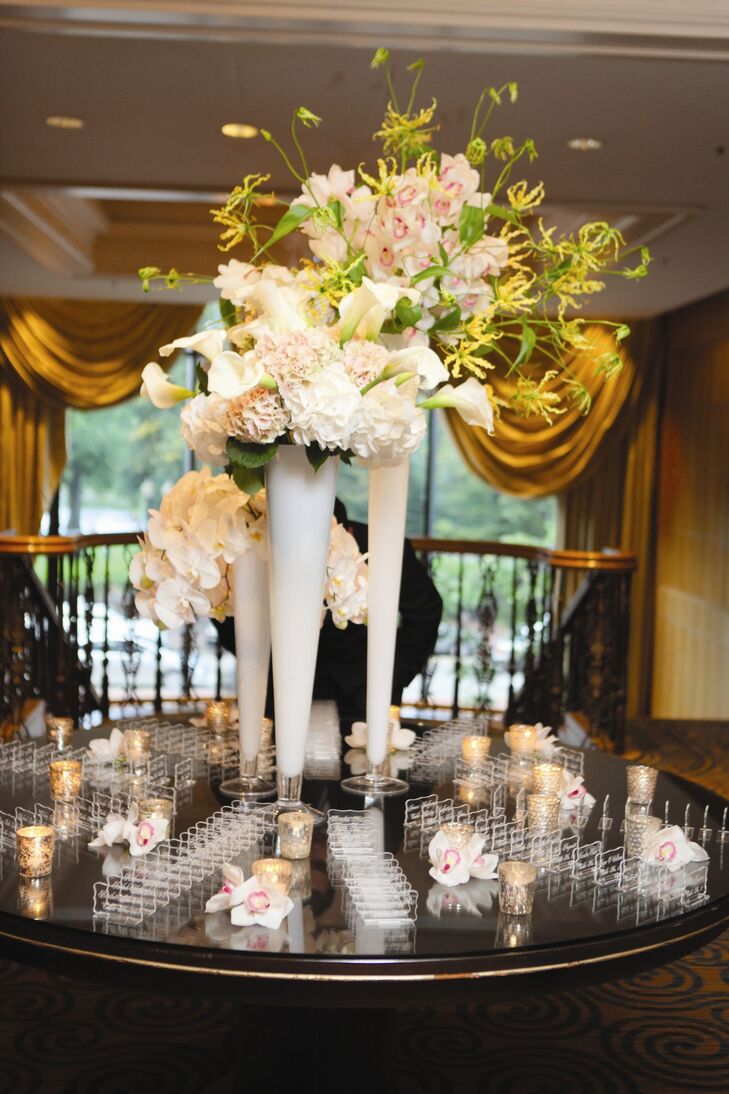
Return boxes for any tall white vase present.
[219,548,275,800]
[342,458,410,797]
[265,444,338,812]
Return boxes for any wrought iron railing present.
[0,532,635,749]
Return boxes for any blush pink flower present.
[225,387,289,444]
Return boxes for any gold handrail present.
[0,530,636,573]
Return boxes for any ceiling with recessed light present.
[0,0,728,316]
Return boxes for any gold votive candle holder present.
[124,728,151,772]
[17,876,53,920]
[277,811,314,859]
[498,861,538,916]
[626,764,658,804]
[289,859,312,901]
[206,701,231,737]
[46,715,74,752]
[532,762,563,795]
[625,815,662,858]
[461,735,492,766]
[508,724,538,756]
[251,858,293,896]
[526,793,561,833]
[49,758,82,803]
[260,716,274,751]
[137,797,174,825]
[439,822,476,849]
[16,825,55,878]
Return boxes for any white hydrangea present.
[348,379,427,467]
[180,393,230,467]
[284,367,362,451]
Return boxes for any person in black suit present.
[214,498,443,722]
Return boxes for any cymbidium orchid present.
[641,825,710,873]
[560,772,596,810]
[87,727,125,764]
[427,829,498,888]
[88,803,169,858]
[205,863,247,913]
[229,876,294,930]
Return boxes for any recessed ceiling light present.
[46,115,84,130]
[221,123,259,140]
[567,137,603,151]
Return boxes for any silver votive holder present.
[277,811,314,860]
[508,724,538,756]
[16,825,55,878]
[439,822,476,849]
[137,797,174,825]
[251,858,293,896]
[626,764,658,805]
[495,912,533,949]
[49,758,82,803]
[17,876,53,920]
[498,861,538,916]
[461,735,492,767]
[46,715,74,752]
[625,815,662,858]
[206,701,231,737]
[124,728,151,774]
[532,762,563,796]
[526,793,561,833]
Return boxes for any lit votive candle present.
[46,716,74,752]
[532,762,563,796]
[124,728,151,772]
[625,814,662,858]
[626,764,658,805]
[49,759,82,803]
[461,735,492,767]
[251,858,293,896]
[498,861,538,916]
[277,811,314,859]
[16,825,55,878]
[508,724,538,756]
[260,717,274,751]
[206,701,231,737]
[526,793,561,833]
[439,822,476,849]
[137,797,174,825]
[17,876,53,920]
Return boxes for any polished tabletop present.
[0,719,727,1006]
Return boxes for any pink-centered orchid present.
[560,772,596,810]
[205,863,247,914]
[642,824,709,873]
[428,830,497,888]
[230,876,294,930]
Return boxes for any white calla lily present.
[419,377,494,433]
[207,350,265,399]
[247,280,308,335]
[140,362,194,409]
[158,329,227,364]
[338,277,420,342]
[383,346,448,390]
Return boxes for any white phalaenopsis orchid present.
[87,727,125,764]
[642,825,710,873]
[428,830,496,888]
[229,876,294,930]
[140,362,194,409]
[344,720,416,752]
[89,803,169,858]
[560,772,596,810]
[205,863,247,913]
[420,377,494,433]
[206,350,266,399]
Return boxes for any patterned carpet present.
[1,720,727,1094]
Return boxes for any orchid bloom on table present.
[641,825,710,873]
[229,876,294,930]
[560,771,596,810]
[86,727,125,764]
[428,829,498,888]
[88,803,169,857]
[344,720,416,752]
[205,863,248,913]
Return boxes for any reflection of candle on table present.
[461,735,492,766]
[46,716,74,752]
[16,825,55,878]
[17,876,53,920]
[125,728,151,772]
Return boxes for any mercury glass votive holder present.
[508,724,538,756]
[439,822,476,849]
[277,811,314,860]
[16,825,55,878]
[532,762,563,796]
[46,716,74,752]
[137,797,174,825]
[498,861,538,916]
[251,857,293,896]
[49,758,82,803]
[206,701,231,737]
[626,764,658,805]
[17,876,53,920]
[461,735,492,767]
[526,793,561,833]
[625,815,662,858]
[124,728,151,773]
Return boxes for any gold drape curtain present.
[446,321,664,716]
[0,297,201,533]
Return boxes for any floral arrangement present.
[129,467,367,630]
[88,802,169,858]
[138,49,649,493]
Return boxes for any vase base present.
[269,798,326,826]
[218,774,276,801]
[340,773,409,798]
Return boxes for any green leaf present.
[411,263,449,285]
[195,363,209,395]
[515,321,537,366]
[458,204,486,247]
[394,298,422,328]
[347,255,365,286]
[226,437,280,470]
[229,463,266,495]
[219,297,236,329]
[328,198,344,231]
[484,202,520,227]
[305,444,331,472]
[430,305,462,333]
[264,203,312,252]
